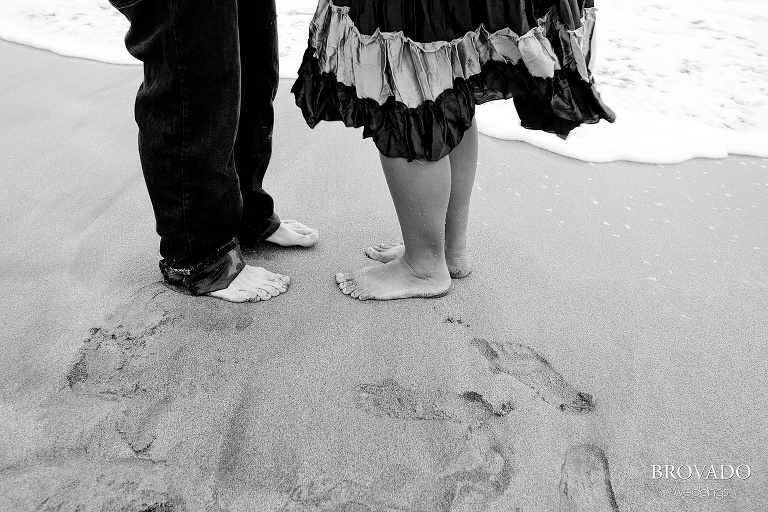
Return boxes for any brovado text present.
[652,464,751,480]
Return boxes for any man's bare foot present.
[265,220,319,247]
[335,256,451,301]
[207,265,290,303]
[365,242,472,279]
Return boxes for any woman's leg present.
[365,120,478,278]
[444,119,478,278]
[335,156,453,300]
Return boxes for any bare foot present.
[207,265,290,303]
[365,242,472,279]
[559,445,620,512]
[265,220,319,247]
[335,256,451,301]
[364,241,404,262]
[471,338,595,414]
[445,246,473,279]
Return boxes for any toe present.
[335,273,347,284]
[234,291,252,303]
[241,273,285,293]
[268,279,288,292]
[301,232,319,246]
[229,290,253,302]
[256,289,271,301]
[261,269,289,285]
[295,225,317,235]
[263,284,281,297]
[242,287,265,301]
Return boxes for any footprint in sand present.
[351,379,514,511]
[281,479,381,512]
[0,459,185,512]
[471,338,595,414]
[283,343,613,512]
[559,445,620,512]
[282,380,515,511]
[352,380,618,512]
[66,283,180,455]
[66,284,177,395]
[354,379,512,426]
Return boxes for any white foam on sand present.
[476,100,768,164]
[477,0,768,162]
[1,0,766,163]
[0,0,136,65]
[0,0,315,68]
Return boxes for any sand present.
[0,39,767,512]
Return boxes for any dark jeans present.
[111,0,281,295]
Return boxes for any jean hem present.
[240,212,281,248]
[159,237,246,295]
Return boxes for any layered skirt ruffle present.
[291,0,615,161]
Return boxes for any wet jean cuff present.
[240,212,281,249]
[159,238,246,295]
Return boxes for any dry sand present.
[1,39,767,512]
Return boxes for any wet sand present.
[1,39,767,512]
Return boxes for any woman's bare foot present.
[335,256,451,301]
[365,242,472,279]
[364,242,404,262]
[208,265,290,303]
[265,220,319,247]
[445,246,473,279]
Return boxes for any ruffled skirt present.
[291,0,616,161]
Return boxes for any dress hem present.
[291,48,615,162]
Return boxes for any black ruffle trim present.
[291,46,616,162]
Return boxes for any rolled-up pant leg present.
[115,0,246,294]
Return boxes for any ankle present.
[401,252,450,280]
[445,242,468,254]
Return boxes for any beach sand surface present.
[1,40,767,512]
